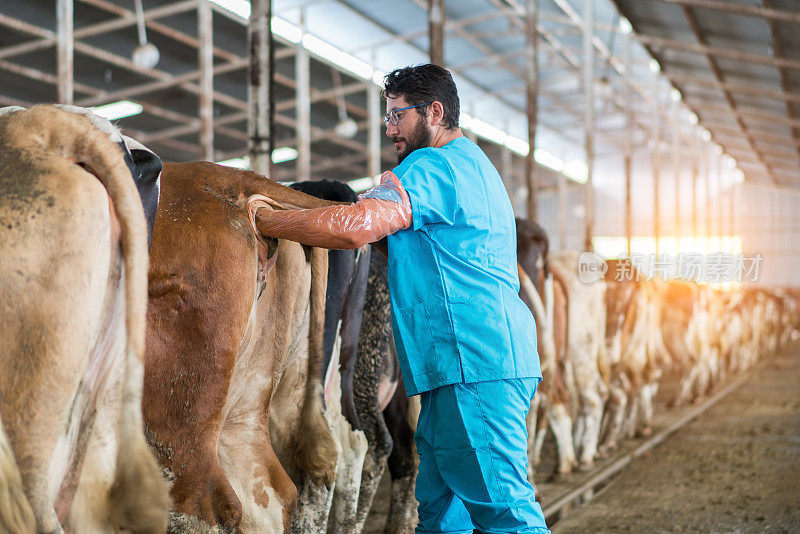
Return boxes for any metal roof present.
[613,0,800,187]
[0,0,797,188]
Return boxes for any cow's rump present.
[0,105,169,533]
[143,162,339,533]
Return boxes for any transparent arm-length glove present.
[254,171,412,249]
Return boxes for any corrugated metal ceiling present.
[0,0,797,187]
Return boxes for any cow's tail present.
[18,106,170,532]
[518,265,547,330]
[550,264,576,398]
[0,416,35,534]
[518,265,555,371]
[295,246,341,487]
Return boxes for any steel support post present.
[671,99,680,254]
[705,144,713,250]
[525,0,539,222]
[199,0,213,160]
[716,154,723,246]
[248,0,272,175]
[368,81,381,178]
[732,182,739,254]
[700,143,708,250]
[652,78,662,258]
[558,170,567,251]
[582,0,595,252]
[502,134,515,209]
[691,131,699,244]
[428,0,444,66]
[729,170,735,253]
[464,104,477,142]
[296,11,311,181]
[463,128,477,142]
[623,29,632,256]
[56,0,73,104]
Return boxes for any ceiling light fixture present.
[131,0,160,69]
[217,147,299,169]
[92,100,144,120]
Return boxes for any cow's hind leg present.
[383,390,419,534]
[0,418,34,534]
[576,386,603,469]
[0,173,133,533]
[526,393,544,482]
[353,249,395,532]
[636,382,658,437]
[354,429,390,532]
[328,417,368,533]
[143,336,244,532]
[672,364,700,407]
[292,248,341,532]
[353,388,393,532]
[549,402,576,475]
[217,412,297,534]
[109,332,170,534]
[599,380,628,453]
[623,391,641,440]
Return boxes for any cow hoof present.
[171,475,242,534]
[557,464,574,475]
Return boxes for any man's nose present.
[385,122,397,137]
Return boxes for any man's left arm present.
[254,171,411,249]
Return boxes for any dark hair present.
[382,64,460,130]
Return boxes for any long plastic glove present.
[254,171,412,249]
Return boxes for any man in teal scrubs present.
[256,64,549,534]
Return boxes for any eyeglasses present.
[383,102,432,126]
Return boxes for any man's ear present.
[429,101,445,127]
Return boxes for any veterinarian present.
[256,63,549,534]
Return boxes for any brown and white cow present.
[598,260,661,451]
[142,161,342,533]
[550,251,607,469]
[290,180,373,533]
[289,181,419,533]
[516,219,575,476]
[657,279,718,406]
[0,105,169,533]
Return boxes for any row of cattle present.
[0,104,426,534]
[0,105,797,534]
[516,219,800,480]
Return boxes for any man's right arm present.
[254,171,411,250]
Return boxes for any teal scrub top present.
[387,137,541,396]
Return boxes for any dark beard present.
[396,118,431,164]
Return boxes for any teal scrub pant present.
[414,378,550,534]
